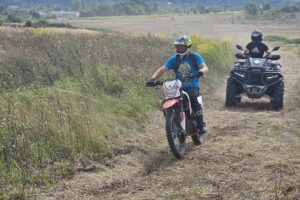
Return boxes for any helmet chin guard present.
[176,49,190,58]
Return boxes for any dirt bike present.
[146,75,203,159]
[226,45,284,110]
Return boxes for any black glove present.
[146,78,157,87]
[196,71,204,77]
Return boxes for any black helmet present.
[251,30,263,42]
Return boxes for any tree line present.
[245,1,300,16]
[76,0,159,17]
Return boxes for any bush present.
[7,14,22,23]
[25,20,32,27]
[32,20,75,28]
[245,3,258,15]
[191,35,233,90]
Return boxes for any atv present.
[225,45,284,110]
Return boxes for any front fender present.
[162,99,180,109]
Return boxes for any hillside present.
[5,0,287,6]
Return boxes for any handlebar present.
[145,74,199,87]
[235,44,280,60]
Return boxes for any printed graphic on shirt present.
[251,47,260,54]
[179,62,191,76]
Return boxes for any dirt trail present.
[33,45,300,199]
[34,15,300,199]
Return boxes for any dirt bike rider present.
[146,35,208,135]
[244,30,270,58]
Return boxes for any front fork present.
[161,91,186,132]
[179,90,186,133]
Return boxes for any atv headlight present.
[263,73,280,84]
[267,63,281,71]
[234,62,247,70]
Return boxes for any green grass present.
[0,27,233,199]
[265,35,300,45]
[77,13,176,20]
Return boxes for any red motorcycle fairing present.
[162,99,180,109]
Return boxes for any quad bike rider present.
[245,30,270,58]
[146,36,208,158]
[225,30,284,110]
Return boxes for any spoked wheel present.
[165,109,186,159]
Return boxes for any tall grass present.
[191,35,233,90]
[0,27,233,199]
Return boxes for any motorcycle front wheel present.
[165,109,186,159]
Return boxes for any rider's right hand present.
[196,71,204,77]
[146,78,157,87]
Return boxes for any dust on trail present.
[32,43,300,199]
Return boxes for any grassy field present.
[0,27,233,199]
[58,12,300,42]
[2,12,300,199]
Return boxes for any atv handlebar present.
[235,44,281,61]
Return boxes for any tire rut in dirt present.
[143,149,176,175]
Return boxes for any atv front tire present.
[270,81,284,110]
[226,77,238,106]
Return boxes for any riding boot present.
[195,110,208,134]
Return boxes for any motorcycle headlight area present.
[162,80,182,99]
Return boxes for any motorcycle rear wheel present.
[165,109,186,159]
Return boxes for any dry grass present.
[59,13,300,41]
[31,19,300,199]
[0,27,233,199]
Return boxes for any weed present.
[0,27,233,198]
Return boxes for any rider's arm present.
[150,66,168,80]
[150,55,175,80]
[194,53,208,75]
[264,44,270,54]
[245,42,251,54]
[198,63,209,74]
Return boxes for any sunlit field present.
[56,12,300,42]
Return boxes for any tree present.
[74,0,81,10]
[92,0,98,8]
[245,3,258,15]
[8,14,22,23]
[97,4,112,16]
[0,4,5,14]
[262,3,271,11]
[25,20,32,27]
[81,0,86,10]
[30,10,41,19]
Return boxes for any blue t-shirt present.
[163,52,205,89]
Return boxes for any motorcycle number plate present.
[163,80,182,100]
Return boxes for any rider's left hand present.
[146,78,157,87]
